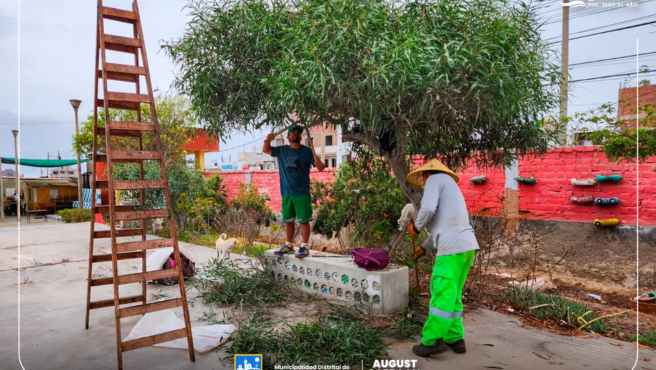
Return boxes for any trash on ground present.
[123,310,234,354]
[507,308,515,313]
[587,293,602,301]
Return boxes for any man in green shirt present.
[263,125,325,258]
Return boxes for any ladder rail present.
[97,1,125,368]
[85,9,103,331]
[133,0,196,360]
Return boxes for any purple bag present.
[351,248,390,271]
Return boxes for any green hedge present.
[56,209,91,223]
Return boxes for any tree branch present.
[342,132,380,149]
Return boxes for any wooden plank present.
[95,154,107,162]
[102,7,138,23]
[111,151,161,161]
[97,69,138,83]
[97,98,140,111]
[122,328,188,352]
[105,63,146,76]
[95,181,108,189]
[103,42,137,54]
[106,92,151,104]
[114,209,169,221]
[103,34,141,48]
[116,238,173,253]
[93,229,144,239]
[89,294,144,310]
[95,126,143,138]
[90,277,114,286]
[117,268,179,285]
[108,121,155,131]
[118,298,182,318]
[92,251,144,263]
[113,180,167,190]
[94,205,136,214]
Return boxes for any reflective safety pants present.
[421,250,476,346]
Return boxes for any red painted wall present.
[209,147,654,226]
[516,146,654,226]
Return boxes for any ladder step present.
[102,6,138,24]
[104,34,141,49]
[109,121,156,132]
[118,298,183,318]
[117,238,173,253]
[106,92,151,104]
[89,294,145,310]
[94,229,144,239]
[122,328,188,352]
[92,251,144,263]
[97,69,138,83]
[94,205,136,214]
[90,277,114,287]
[117,268,179,285]
[95,126,143,138]
[112,151,162,161]
[113,180,167,190]
[105,63,146,76]
[97,98,140,111]
[115,209,169,221]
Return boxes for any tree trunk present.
[383,147,423,209]
[341,132,423,209]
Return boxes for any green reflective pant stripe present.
[421,250,475,346]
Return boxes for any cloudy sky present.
[1,0,655,178]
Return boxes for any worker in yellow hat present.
[406,159,479,357]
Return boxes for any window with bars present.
[325,135,333,146]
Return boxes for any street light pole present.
[12,130,20,224]
[70,99,83,208]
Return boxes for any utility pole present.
[560,1,570,127]
[70,99,83,208]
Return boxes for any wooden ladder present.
[84,1,195,368]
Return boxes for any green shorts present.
[282,194,313,224]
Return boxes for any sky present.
[1,0,655,178]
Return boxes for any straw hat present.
[407,159,459,187]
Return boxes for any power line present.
[569,51,656,67]
[549,20,656,44]
[542,0,656,25]
[544,14,656,41]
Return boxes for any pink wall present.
[516,146,654,226]
[208,147,655,226]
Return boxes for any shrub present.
[56,209,91,223]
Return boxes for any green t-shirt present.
[271,145,315,196]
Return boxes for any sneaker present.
[446,339,466,353]
[295,246,310,258]
[274,244,294,255]
[412,339,448,357]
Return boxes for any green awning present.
[1,158,89,168]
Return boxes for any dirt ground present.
[407,266,656,348]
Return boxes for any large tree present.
[164,0,561,205]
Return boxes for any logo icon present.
[559,0,587,7]
[234,354,262,370]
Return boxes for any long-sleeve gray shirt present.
[414,173,479,256]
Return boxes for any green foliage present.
[227,307,387,369]
[165,0,561,177]
[205,175,228,208]
[189,257,297,308]
[570,90,656,166]
[502,288,610,334]
[232,183,273,220]
[56,209,91,223]
[313,159,406,245]
[629,331,656,347]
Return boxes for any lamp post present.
[12,130,19,223]
[70,99,83,208]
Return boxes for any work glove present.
[407,223,419,237]
[413,246,426,260]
